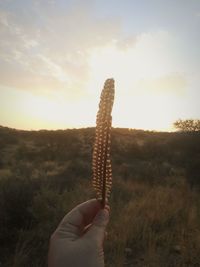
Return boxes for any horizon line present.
[0,124,175,133]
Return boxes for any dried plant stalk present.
[92,78,115,208]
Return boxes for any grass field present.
[0,126,200,266]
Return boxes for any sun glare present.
[0,33,194,131]
[86,38,181,131]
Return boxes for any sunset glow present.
[0,0,199,131]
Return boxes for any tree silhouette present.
[174,119,200,132]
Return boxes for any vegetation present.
[0,126,200,267]
[174,119,200,132]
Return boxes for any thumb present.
[83,208,109,246]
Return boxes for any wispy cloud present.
[0,0,121,96]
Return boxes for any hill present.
[0,126,200,266]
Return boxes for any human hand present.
[48,199,110,267]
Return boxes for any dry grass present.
[1,126,200,266]
[105,178,200,267]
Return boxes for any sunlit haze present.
[0,0,200,131]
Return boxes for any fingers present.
[83,206,110,246]
[55,199,102,239]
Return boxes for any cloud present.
[0,0,121,96]
[0,1,198,100]
[87,30,190,94]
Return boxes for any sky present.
[0,0,200,131]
